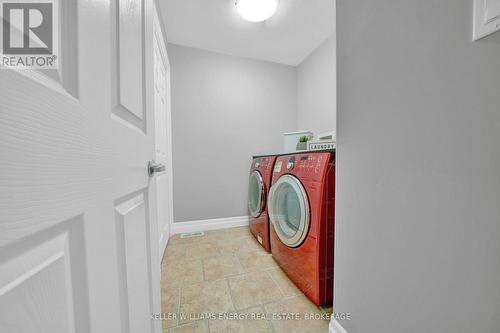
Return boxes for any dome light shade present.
[235,0,279,23]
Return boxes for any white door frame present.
[153,3,174,261]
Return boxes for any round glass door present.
[248,170,266,218]
[269,175,310,247]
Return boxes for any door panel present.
[485,0,500,22]
[118,0,144,120]
[115,193,152,333]
[112,0,145,130]
[0,217,88,333]
[473,0,500,40]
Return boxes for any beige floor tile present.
[162,243,187,264]
[185,241,221,260]
[168,320,209,333]
[227,271,283,310]
[162,259,204,287]
[179,279,234,324]
[169,230,224,246]
[216,235,262,254]
[266,267,302,297]
[245,236,269,252]
[161,287,179,329]
[178,230,228,245]
[162,227,329,333]
[236,250,278,272]
[264,295,329,333]
[203,254,244,281]
[202,229,228,239]
[225,226,252,238]
[168,234,203,245]
[208,306,273,333]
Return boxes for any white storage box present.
[283,131,313,153]
[316,131,336,141]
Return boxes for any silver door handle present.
[148,160,165,176]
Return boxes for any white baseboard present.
[329,319,348,333]
[171,216,249,235]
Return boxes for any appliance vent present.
[180,231,204,239]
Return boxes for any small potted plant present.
[296,135,310,151]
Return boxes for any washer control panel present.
[254,156,277,172]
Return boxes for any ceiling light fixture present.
[235,0,279,23]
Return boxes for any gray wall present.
[335,1,500,332]
[297,34,336,135]
[168,44,297,222]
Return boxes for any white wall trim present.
[171,216,249,235]
[158,224,169,264]
[329,319,348,333]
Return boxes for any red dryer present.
[248,155,277,252]
[268,151,335,306]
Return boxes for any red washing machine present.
[268,150,335,306]
[248,155,277,252]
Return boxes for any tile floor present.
[160,226,331,333]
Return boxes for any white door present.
[0,0,161,332]
[153,8,173,261]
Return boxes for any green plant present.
[299,135,310,143]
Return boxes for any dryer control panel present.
[273,152,335,183]
[284,154,328,173]
[296,154,327,174]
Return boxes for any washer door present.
[269,175,310,247]
[248,170,266,218]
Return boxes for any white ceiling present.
[159,0,335,66]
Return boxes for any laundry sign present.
[0,0,59,69]
[307,140,336,151]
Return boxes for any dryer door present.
[248,170,266,217]
[269,175,310,247]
